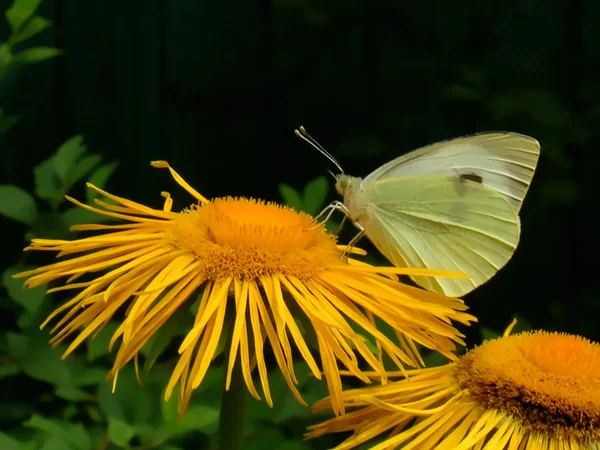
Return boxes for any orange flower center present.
[455,331,600,441]
[167,197,340,279]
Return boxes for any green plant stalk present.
[218,320,246,450]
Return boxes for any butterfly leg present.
[326,202,353,236]
[334,215,348,236]
[306,201,346,230]
[341,223,365,262]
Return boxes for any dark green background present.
[1,1,597,449]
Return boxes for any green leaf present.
[0,115,21,133]
[107,417,135,447]
[274,442,312,450]
[55,385,90,402]
[324,218,341,234]
[70,366,107,386]
[245,430,285,450]
[39,437,70,450]
[143,308,189,371]
[247,361,320,424]
[16,309,38,329]
[422,349,451,368]
[302,176,329,216]
[0,107,22,133]
[62,405,78,421]
[5,0,43,32]
[34,156,64,207]
[10,16,52,45]
[0,432,20,450]
[0,362,20,378]
[61,206,111,228]
[27,211,73,241]
[161,385,181,424]
[160,400,220,437]
[133,424,159,445]
[86,321,119,361]
[12,47,62,64]
[7,331,71,386]
[86,162,119,203]
[66,154,102,186]
[480,327,500,342]
[274,390,312,424]
[3,266,46,314]
[294,313,319,352]
[0,185,37,224]
[0,43,11,73]
[347,332,378,354]
[99,367,156,425]
[63,424,91,450]
[0,401,33,423]
[54,136,87,183]
[23,344,71,386]
[6,332,28,356]
[278,183,303,211]
[130,390,153,425]
[24,415,91,450]
[85,405,103,423]
[34,136,102,209]
[509,314,533,334]
[96,383,125,421]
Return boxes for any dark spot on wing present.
[451,174,479,219]
[460,173,483,184]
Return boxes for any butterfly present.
[296,127,540,297]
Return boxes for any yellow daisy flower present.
[14,161,475,417]
[308,320,600,449]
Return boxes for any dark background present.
[0,1,597,448]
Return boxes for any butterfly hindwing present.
[361,176,521,297]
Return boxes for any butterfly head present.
[334,174,363,197]
[334,174,351,196]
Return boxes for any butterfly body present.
[335,175,370,223]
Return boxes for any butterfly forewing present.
[362,133,540,212]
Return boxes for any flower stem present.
[218,341,246,449]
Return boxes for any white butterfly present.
[296,127,540,297]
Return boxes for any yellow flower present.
[308,320,600,449]
[14,161,475,417]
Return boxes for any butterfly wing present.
[362,133,540,212]
[361,176,520,297]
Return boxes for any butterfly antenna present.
[295,126,344,174]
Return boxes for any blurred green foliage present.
[0,0,61,132]
[279,176,329,217]
[0,2,337,440]
[1,0,598,448]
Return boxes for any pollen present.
[167,197,340,280]
[454,331,600,440]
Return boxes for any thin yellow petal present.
[150,160,208,203]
